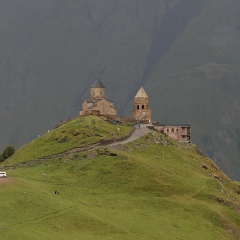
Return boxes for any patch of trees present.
[0,145,15,162]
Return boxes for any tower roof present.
[90,76,105,88]
[135,86,148,98]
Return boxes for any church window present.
[171,128,174,133]
[142,105,144,109]
[137,105,140,109]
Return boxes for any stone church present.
[79,77,117,116]
[79,77,191,143]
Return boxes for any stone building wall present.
[80,100,91,115]
[155,125,191,143]
[92,99,117,115]
[91,87,105,100]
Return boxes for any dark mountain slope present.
[147,0,240,179]
[0,0,240,179]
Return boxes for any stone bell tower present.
[132,86,151,123]
[90,76,106,100]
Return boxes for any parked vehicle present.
[0,172,6,178]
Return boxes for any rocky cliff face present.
[0,0,240,179]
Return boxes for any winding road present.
[110,124,151,146]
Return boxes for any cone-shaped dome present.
[135,86,148,98]
[91,76,105,88]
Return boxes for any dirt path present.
[110,124,151,146]
[0,178,12,186]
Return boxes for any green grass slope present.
[4,115,132,165]
[0,117,240,239]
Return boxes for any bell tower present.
[90,76,105,100]
[132,86,151,123]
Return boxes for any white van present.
[0,172,6,178]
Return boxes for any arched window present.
[142,105,144,109]
[137,105,140,109]
[167,129,169,133]
[171,128,174,133]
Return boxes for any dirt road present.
[0,178,12,186]
[110,124,151,146]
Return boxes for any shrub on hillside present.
[0,154,4,162]
[0,145,15,162]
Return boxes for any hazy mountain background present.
[0,0,240,180]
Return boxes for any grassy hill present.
[0,0,240,180]
[1,0,240,181]
[5,115,132,165]
[0,116,240,239]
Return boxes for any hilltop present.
[0,116,240,239]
